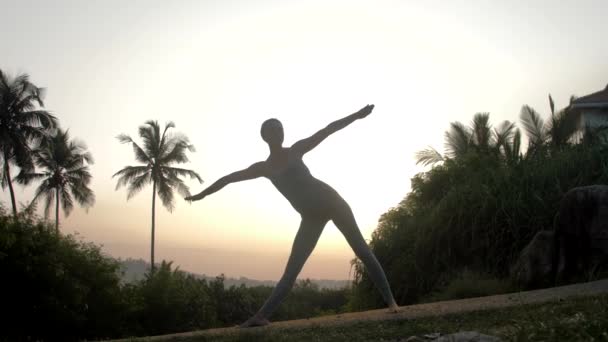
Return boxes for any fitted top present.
[265,152,341,216]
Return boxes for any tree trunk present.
[55,188,60,234]
[4,156,17,218]
[151,181,156,273]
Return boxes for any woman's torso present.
[264,148,343,216]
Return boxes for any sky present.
[1,0,607,280]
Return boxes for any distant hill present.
[118,258,350,289]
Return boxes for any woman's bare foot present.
[388,303,400,313]
[239,315,270,328]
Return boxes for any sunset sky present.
[2,0,607,280]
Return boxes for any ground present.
[108,279,608,342]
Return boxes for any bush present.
[0,207,351,340]
[350,142,608,309]
[122,261,219,336]
[0,210,127,342]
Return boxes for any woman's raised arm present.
[291,104,374,156]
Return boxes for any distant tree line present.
[120,258,350,289]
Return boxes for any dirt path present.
[110,279,608,341]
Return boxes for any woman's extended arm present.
[185,162,266,201]
[291,104,374,155]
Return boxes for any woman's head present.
[261,118,284,145]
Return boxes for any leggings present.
[255,203,397,318]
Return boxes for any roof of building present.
[571,84,608,108]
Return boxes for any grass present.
[129,294,608,342]
[420,269,516,303]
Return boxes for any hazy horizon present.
[2,0,607,280]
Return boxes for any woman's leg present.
[241,216,328,327]
[332,203,398,310]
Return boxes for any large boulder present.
[554,185,608,283]
[512,185,608,288]
[511,230,555,288]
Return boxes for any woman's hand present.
[356,104,375,119]
[185,192,206,202]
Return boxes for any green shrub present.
[0,210,127,342]
[350,141,608,309]
[0,206,351,340]
[122,261,219,336]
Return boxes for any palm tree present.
[113,121,202,271]
[416,112,520,166]
[520,94,581,156]
[17,129,95,233]
[0,70,57,216]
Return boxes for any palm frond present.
[547,107,582,148]
[445,121,471,158]
[163,170,192,198]
[155,175,175,212]
[163,166,203,183]
[140,121,161,159]
[471,112,492,149]
[30,181,56,219]
[60,186,74,217]
[158,121,176,157]
[15,171,47,185]
[18,110,57,129]
[512,129,522,160]
[520,105,547,147]
[415,147,444,166]
[126,173,152,200]
[158,140,192,164]
[493,120,516,149]
[113,165,150,190]
[69,174,95,211]
[117,134,151,164]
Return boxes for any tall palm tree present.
[0,70,57,216]
[113,121,202,271]
[17,129,95,233]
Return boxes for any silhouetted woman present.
[186,104,399,327]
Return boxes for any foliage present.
[0,206,127,342]
[114,120,202,210]
[0,208,349,341]
[17,128,95,232]
[353,105,608,310]
[121,261,219,336]
[114,120,202,269]
[0,69,57,216]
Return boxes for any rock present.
[513,185,608,288]
[554,185,608,283]
[405,336,427,342]
[403,331,501,342]
[511,230,555,288]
